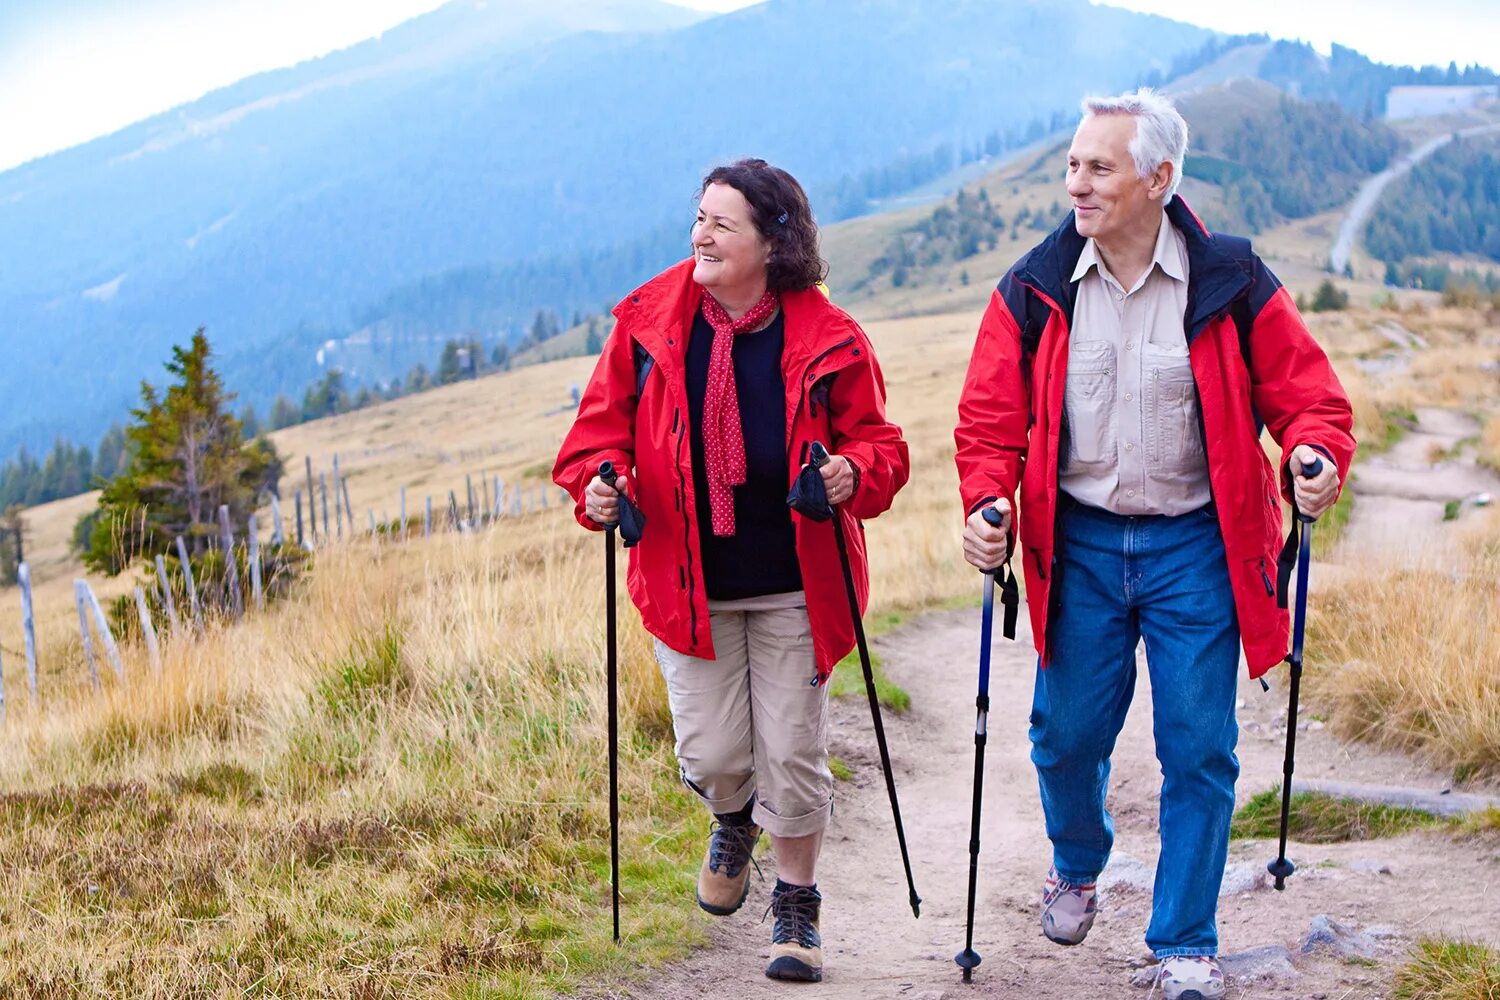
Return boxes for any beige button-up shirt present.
[1058,213,1212,516]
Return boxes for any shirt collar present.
[1069,210,1187,288]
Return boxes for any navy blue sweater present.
[685,308,802,600]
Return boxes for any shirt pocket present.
[1143,345,1205,474]
[1064,340,1117,466]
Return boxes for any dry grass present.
[0,303,993,996]
[1307,509,1500,781]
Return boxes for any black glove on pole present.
[1268,455,1324,891]
[798,441,922,919]
[955,504,1019,982]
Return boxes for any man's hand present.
[962,499,1013,571]
[585,472,628,525]
[1289,445,1338,520]
[819,454,856,506]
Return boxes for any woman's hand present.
[819,454,855,506]
[585,472,629,525]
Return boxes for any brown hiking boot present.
[695,819,762,916]
[764,882,822,982]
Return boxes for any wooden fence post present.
[18,563,38,703]
[175,536,202,629]
[154,554,179,631]
[481,475,492,524]
[135,586,162,670]
[248,512,264,611]
[270,495,285,546]
[400,486,408,543]
[218,505,244,618]
[80,580,126,684]
[447,491,460,531]
[466,473,476,523]
[74,580,101,690]
[305,456,317,542]
[423,496,433,538]
[341,479,354,532]
[320,473,331,539]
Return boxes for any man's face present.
[1065,113,1166,245]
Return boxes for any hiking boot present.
[765,882,822,982]
[1157,956,1226,1000]
[1040,866,1098,946]
[695,819,762,916]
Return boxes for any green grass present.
[1364,406,1416,456]
[823,609,914,712]
[1444,499,1462,521]
[1458,806,1500,837]
[1231,787,1449,843]
[828,756,853,782]
[1391,939,1500,999]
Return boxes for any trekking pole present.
[598,460,623,942]
[1268,455,1323,892]
[955,505,1019,983]
[809,441,922,919]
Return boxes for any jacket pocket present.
[1063,340,1116,466]
[1143,345,1205,475]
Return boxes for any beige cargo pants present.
[654,591,834,838]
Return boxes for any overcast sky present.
[1,0,1494,173]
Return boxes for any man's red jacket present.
[555,259,910,681]
[955,199,1356,678]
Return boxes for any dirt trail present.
[593,602,1500,999]
[1338,404,1497,568]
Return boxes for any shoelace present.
[707,821,762,879]
[763,888,820,947]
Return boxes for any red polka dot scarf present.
[700,288,780,537]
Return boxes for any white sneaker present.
[1040,866,1098,946]
[1157,956,1226,1000]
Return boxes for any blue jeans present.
[1030,497,1241,958]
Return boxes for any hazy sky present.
[0,0,1494,173]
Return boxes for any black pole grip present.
[810,441,831,468]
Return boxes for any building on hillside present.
[1386,85,1499,120]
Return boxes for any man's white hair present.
[1080,88,1189,204]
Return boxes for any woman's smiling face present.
[692,182,771,299]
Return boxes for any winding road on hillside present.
[586,465,1500,998]
[1329,122,1500,275]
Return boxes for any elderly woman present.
[553,158,909,983]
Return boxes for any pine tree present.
[82,329,282,575]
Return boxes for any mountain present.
[0,0,1215,453]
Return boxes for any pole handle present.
[810,440,831,469]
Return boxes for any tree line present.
[1366,137,1500,266]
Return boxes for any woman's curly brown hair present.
[700,158,827,292]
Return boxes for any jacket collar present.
[616,258,860,371]
[1017,197,1252,340]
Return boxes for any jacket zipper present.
[1258,558,1274,597]
[672,405,698,645]
[798,336,857,420]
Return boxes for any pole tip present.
[1267,857,1295,890]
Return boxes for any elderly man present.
[954,89,1355,999]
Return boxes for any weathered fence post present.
[155,554,179,631]
[175,536,202,629]
[481,475,492,524]
[494,478,504,519]
[135,586,162,671]
[218,505,244,618]
[466,473,476,523]
[248,512,264,611]
[305,456,317,542]
[294,490,306,549]
[320,473,331,539]
[18,563,38,703]
[74,580,101,690]
[80,580,126,684]
[341,479,355,533]
[270,495,285,546]
[368,510,377,552]
[333,469,344,540]
[447,491,460,531]
[400,486,408,543]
